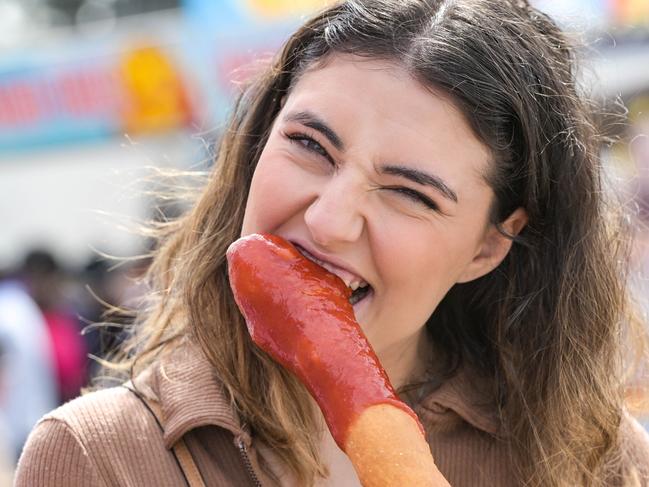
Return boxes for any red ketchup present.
[227,233,423,449]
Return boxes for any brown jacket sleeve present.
[15,418,107,487]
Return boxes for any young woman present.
[15,0,649,485]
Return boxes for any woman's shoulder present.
[15,341,245,487]
[15,382,169,487]
[41,384,148,432]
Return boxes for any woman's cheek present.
[250,160,319,223]
[377,222,455,300]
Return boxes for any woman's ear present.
[457,207,528,283]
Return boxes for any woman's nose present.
[304,176,365,247]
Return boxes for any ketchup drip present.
[227,233,423,449]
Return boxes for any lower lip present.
[352,287,373,321]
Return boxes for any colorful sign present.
[2,0,646,153]
[611,0,649,25]
[532,0,649,28]
[183,0,332,26]
[0,0,332,152]
[0,44,193,152]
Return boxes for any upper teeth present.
[349,280,368,291]
[297,246,368,291]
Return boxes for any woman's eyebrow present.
[282,110,458,203]
[282,110,345,151]
[381,165,459,203]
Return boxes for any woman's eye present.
[286,133,332,161]
[386,186,440,212]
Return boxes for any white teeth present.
[296,245,368,291]
[348,279,368,291]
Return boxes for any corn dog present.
[227,233,450,487]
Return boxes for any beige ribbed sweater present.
[15,341,649,486]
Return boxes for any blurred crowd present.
[0,249,147,482]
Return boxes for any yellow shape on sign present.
[246,0,332,18]
[120,46,191,134]
[615,0,649,24]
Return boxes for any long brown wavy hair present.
[101,0,647,485]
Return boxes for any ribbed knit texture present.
[14,341,649,486]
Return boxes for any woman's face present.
[241,55,510,373]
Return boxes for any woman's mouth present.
[349,284,371,305]
[292,243,373,307]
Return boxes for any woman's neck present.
[375,328,432,391]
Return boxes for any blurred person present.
[21,250,88,403]
[77,258,121,379]
[78,257,148,382]
[0,342,16,485]
[0,279,57,463]
[14,1,649,486]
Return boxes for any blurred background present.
[0,0,648,483]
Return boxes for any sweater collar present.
[135,340,499,448]
[133,340,250,449]
[414,368,500,435]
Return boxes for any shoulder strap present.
[123,385,207,487]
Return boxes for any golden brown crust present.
[344,404,451,487]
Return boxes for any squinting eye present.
[385,186,440,212]
[286,133,332,162]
